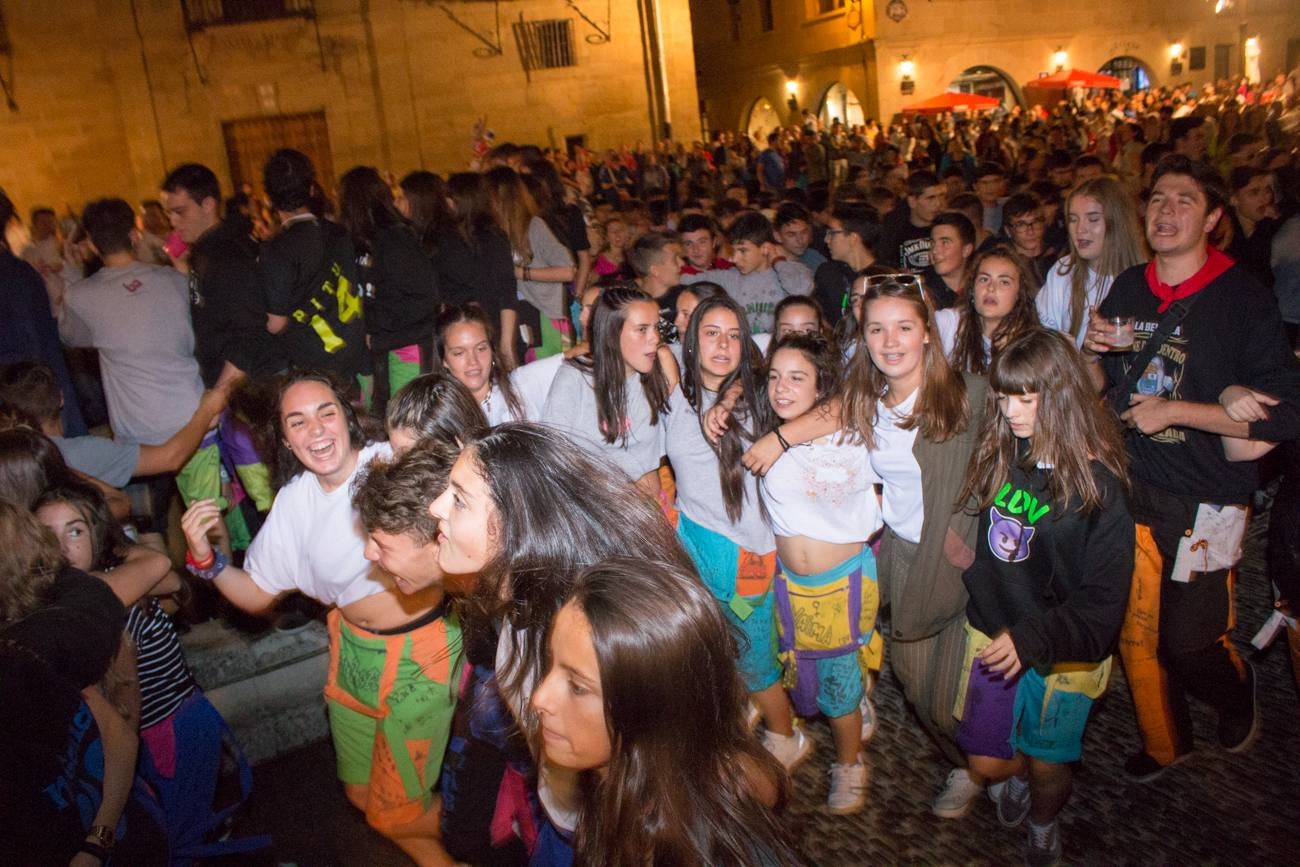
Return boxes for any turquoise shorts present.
[1010,667,1096,763]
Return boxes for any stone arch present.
[818,81,865,129]
[949,65,1024,111]
[744,97,783,143]
[1099,55,1153,92]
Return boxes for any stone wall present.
[0,0,701,214]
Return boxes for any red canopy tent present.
[902,91,1002,114]
[1023,68,1123,90]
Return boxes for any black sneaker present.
[1218,660,1260,753]
[1024,818,1062,867]
[1122,750,1188,783]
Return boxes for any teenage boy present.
[973,162,1007,232]
[880,170,945,270]
[681,212,813,333]
[1083,155,1300,782]
[921,212,976,311]
[677,214,732,274]
[260,149,366,385]
[628,232,685,338]
[813,202,880,325]
[999,192,1058,286]
[181,372,459,866]
[774,202,827,271]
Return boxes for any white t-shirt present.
[663,388,775,555]
[481,382,525,426]
[761,434,880,544]
[870,389,924,544]
[934,306,990,368]
[245,441,392,608]
[510,355,563,421]
[1036,256,1115,348]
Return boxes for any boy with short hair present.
[681,211,813,333]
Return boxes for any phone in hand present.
[163,231,189,260]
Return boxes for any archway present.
[1099,56,1152,92]
[745,97,783,143]
[948,65,1023,111]
[818,82,865,130]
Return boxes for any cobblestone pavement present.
[226,513,1299,866]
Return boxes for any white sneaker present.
[859,693,878,743]
[827,754,868,814]
[930,767,983,819]
[762,727,813,773]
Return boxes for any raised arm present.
[181,499,280,616]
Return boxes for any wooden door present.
[222,111,334,200]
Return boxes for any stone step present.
[181,619,330,765]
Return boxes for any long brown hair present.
[1058,176,1146,336]
[951,245,1040,376]
[841,278,969,449]
[553,558,797,867]
[0,500,63,622]
[958,328,1128,513]
[483,165,537,261]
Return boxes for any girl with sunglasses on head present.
[952,328,1132,867]
[664,293,802,771]
[530,557,798,867]
[759,332,882,814]
[540,285,676,500]
[934,245,1041,375]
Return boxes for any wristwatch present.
[87,824,116,850]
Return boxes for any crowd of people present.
[1,72,1299,867]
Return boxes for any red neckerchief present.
[1145,245,1235,313]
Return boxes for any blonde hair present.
[1059,176,1146,336]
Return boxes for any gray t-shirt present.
[517,216,574,320]
[663,387,774,555]
[51,434,139,488]
[540,362,664,481]
[60,262,203,445]
[681,260,813,334]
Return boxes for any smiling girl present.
[664,294,802,770]
[761,333,882,814]
[541,285,676,499]
[952,328,1132,867]
[1036,177,1145,347]
[433,302,528,425]
[936,245,1040,374]
[531,557,797,866]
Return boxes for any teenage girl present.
[935,244,1040,374]
[433,302,529,425]
[953,328,1132,867]
[541,285,676,500]
[36,481,254,859]
[383,371,488,456]
[428,423,697,860]
[531,557,798,866]
[664,293,804,769]
[752,294,833,356]
[740,278,989,819]
[1036,176,1146,347]
[760,332,882,814]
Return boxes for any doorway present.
[222,111,334,200]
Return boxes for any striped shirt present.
[125,598,196,729]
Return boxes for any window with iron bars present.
[512,18,576,72]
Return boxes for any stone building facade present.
[0,0,700,214]
[691,0,1299,139]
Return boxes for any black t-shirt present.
[556,203,591,256]
[261,217,367,378]
[813,259,855,325]
[0,569,137,865]
[881,217,933,270]
[190,219,286,386]
[1098,263,1300,504]
[361,223,440,354]
[919,266,959,311]
[963,460,1133,670]
[432,227,518,335]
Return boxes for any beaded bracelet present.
[185,547,228,581]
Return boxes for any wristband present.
[774,427,792,451]
[185,547,227,581]
[523,266,531,281]
[78,841,109,863]
[185,548,215,571]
